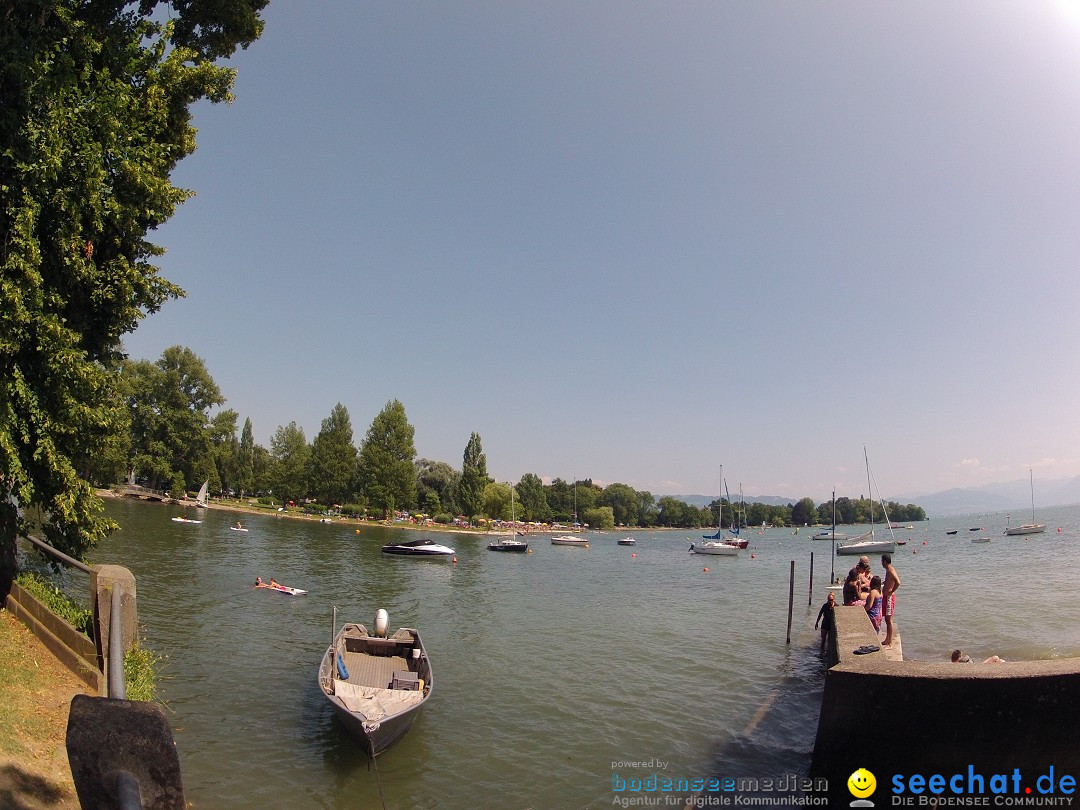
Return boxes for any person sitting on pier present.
[856,557,872,593]
[842,569,862,605]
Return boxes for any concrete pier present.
[812,605,1080,805]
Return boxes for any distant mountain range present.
[674,475,1080,518]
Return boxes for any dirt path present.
[0,608,92,810]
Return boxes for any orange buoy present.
[751,553,756,558]
[452,557,458,564]
[631,552,636,558]
[703,567,709,572]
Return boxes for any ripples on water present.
[82,501,1080,808]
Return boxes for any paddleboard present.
[171,517,202,524]
[230,526,249,532]
[258,584,307,596]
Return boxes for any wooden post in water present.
[786,560,795,644]
[808,551,815,606]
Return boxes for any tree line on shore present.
[89,346,927,531]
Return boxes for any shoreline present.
[95,488,594,536]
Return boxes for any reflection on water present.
[81,500,1080,808]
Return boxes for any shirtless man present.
[881,553,901,647]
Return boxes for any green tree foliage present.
[458,432,488,518]
[123,346,224,490]
[515,473,550,523]
[0,0,266,575]
[583,506,615,530]
[357,400,417,519]
[307,403,357,506]
[270,422,309,504]
[481,481,511,520]
[415,459,460,516]
[237,417,255,497]
[545,478,573,522]
[599,483,639,526]
[791,497,816,527]
[209,408,238,496]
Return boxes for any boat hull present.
[318,623,432,757]
[1004,524,1045,536]
[551,536,589,547]
[835,540,896,555]
[811,531,848,541]
[689,542,739,556]
[381,539,455,556]
[487,541,529,552]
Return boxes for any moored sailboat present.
[1005,469,1045,536]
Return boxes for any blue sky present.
[125,1,1080,502]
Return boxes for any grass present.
[0,608,89,809]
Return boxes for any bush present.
[15,572,93,636]
[124,641,160,702]
[434,513,452,524]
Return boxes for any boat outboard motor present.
[374,608,389,638]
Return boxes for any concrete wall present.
[5,581,105,694]
[811,605,1080,805]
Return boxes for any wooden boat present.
[551,535,589,547]
[318,610,432,757]
[381,538,455,556]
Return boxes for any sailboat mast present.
[1029,468,1035,523]
[830,488,836,581]
[864,445,874,534]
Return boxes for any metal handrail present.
[22,533,93,574]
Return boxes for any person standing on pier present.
[881,554,901,647]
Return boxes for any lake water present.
[82,499,1080,809]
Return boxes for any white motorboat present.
[551,535,589,547]
[616,537,637,546]
[381,539,455,557]
[811,529,848,541]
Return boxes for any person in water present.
[815,592,836,650]
[255,577,265,587]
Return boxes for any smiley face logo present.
[847,768,876,798]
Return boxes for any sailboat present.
[836,449,896,556]
[552,481,589,547]
[488,485,528,553]
[691,469,740,556]
[195,480,209,508]
[1004,469,1045,536]
[811,491,847,541]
